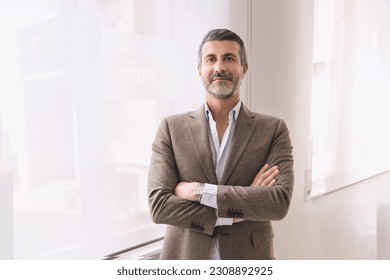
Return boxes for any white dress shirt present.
[200,100,241,259]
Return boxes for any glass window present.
[0,0,248,259]
[309,0,390,197]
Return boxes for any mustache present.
[209,71,233,82]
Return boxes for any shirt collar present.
[205,100,242,121]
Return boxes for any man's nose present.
[214,60,226,73]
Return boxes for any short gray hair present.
[197,29,248,67]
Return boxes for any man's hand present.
[174,164,279,225]
[233,218,245,223]
[233,164,279,224]
[174,182,198,201]
[174,164,278,201]
[251,163,279,187]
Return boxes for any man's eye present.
[225,57,234,61]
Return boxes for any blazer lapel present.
[220,105,258,185]
[188,105,218,184]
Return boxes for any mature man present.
[147,29,294,260]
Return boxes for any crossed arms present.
[147,115,294,236]
[174,164,280,223]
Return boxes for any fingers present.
[174,182,196,200]
[251,163,269,184]
[251,164,279,187]
[233,218,245,223]
[262,167,279,186]
[268,179,277,186]
[259,163,270,173]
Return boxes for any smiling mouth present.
[209,72,233,83]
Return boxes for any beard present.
[203,71,240,99]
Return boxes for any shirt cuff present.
[200,183,218,209]
[215,217,234,226]
[200,184,234,226]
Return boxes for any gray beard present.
[205,80,239,99]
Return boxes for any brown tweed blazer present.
[147,103,294,259]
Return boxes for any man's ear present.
[197,66,202,76]
[243,63,248,75]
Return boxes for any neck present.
[206,94,240,121]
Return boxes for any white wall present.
[250,0,390,259]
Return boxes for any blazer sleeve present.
[216,119,294,221]
[147,118,218,235]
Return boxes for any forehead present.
[201,40,240,57]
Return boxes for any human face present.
[198,40,248,99]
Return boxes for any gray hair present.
[197,29,248,68]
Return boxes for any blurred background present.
[0,0,389,259]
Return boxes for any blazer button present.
[190,221,205,232]
[227,208,244,217]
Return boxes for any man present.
[147,29,294,260]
